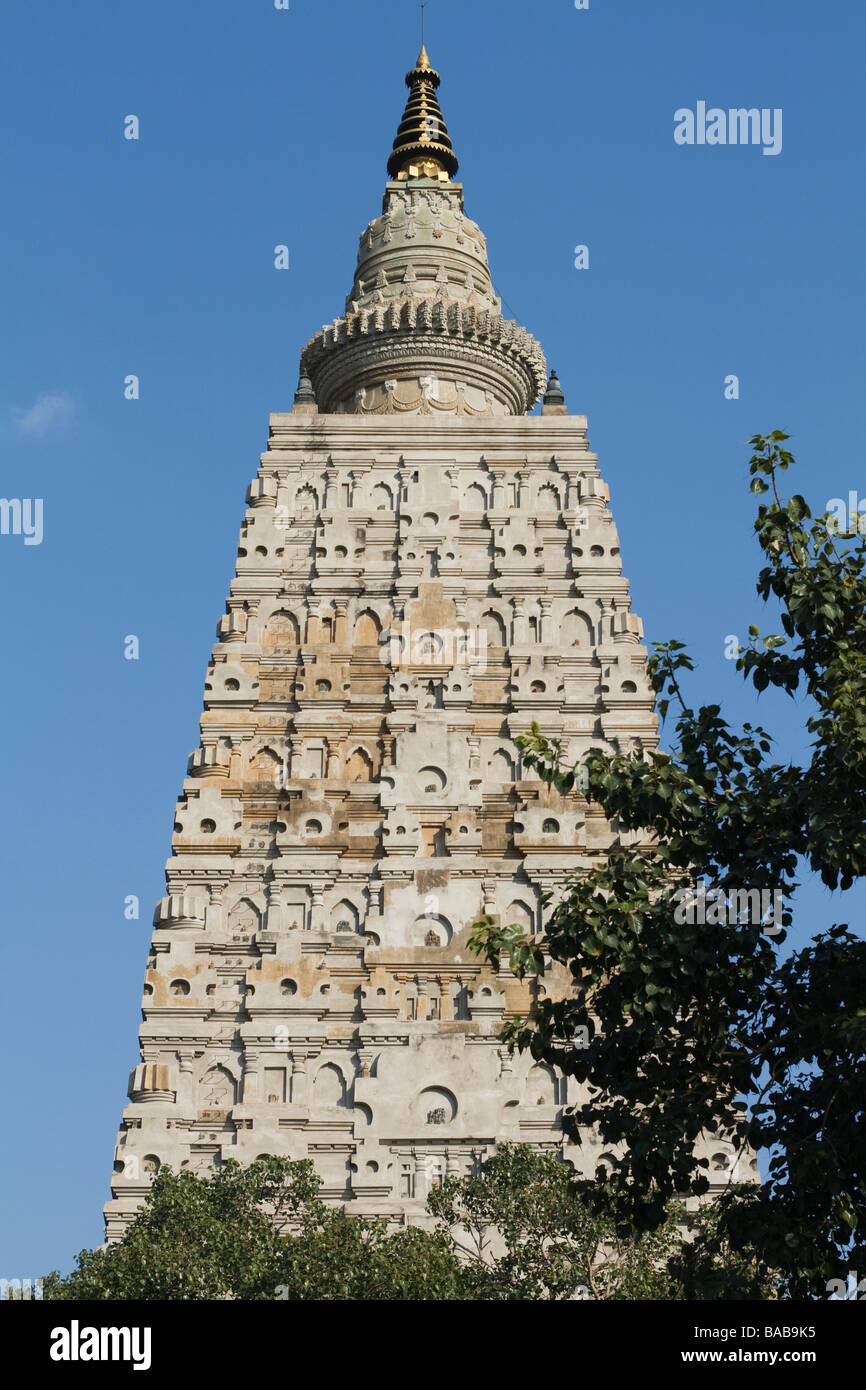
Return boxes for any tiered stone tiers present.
[105,46,740,1241]
[104,401,663,1238]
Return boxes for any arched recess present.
[371,483,393,510]
[345,746,374,783]
[525,1062,560,1107]
[330,899,360,934]
[412,912,454,947]
[199,1065,237,1109]
[488,748,516,781]
[505,899,535,933]
[418,765,446,793]
[561,608,595,648]
[296,485,319,514]
[262,611,300,654]
[353,609,381,645]
[414,630,444,662]
[537,484,560,512]
[418,1085,458,1124]
[480,609,507,646]
[228,896,261,934]
[312,1062,349,1108]
[248,747,281,785]
[464,483,487,511]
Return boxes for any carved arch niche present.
[295,484,319,515]
[198,1064,237,1109]
[262,610,300,654]
[371,482,394,511]
[345,745,375,783]
[504,898,535,933]
[228,896,261,937]
[488,747,516,781]
[524,1062,561,1107]
[312,1061,349,1108]
[463,482,487,512]
[330,899,360,934]
[480,609,507,647]
[353,608,382,646]
[561,608,595,648]
[248,746,282,789]
[537,483,560,513]
[412,912,453,947]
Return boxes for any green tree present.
[43,1147,769,1301]
[44,1157,319,1300]
[274,1213,468,1301]
[427,1143,682,1299]
[470,433,866,1298]
[44,1157,467,1301]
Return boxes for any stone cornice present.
[301,298,546,417]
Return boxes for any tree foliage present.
[44,1157,466,1302]
[427,1143,682,1299]
[43,1146,760,1301]
[470,433,866,1298]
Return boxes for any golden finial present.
[387,44,458,182]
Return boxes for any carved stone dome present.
[299,51,546,417]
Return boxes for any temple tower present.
[104,48,659,1239]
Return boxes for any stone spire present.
[387,46,459,182]
[103,41,700,1247]
[299,50,546,418]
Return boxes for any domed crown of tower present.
[300,47,546,418]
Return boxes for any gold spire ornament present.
[387,47,459,182]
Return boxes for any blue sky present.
[1,0,864,1276]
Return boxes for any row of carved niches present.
[152,886,562,941]
[218,603,636,656]
[122,1055,577,1130]
[184,735,637,793]
[246,467,603,519]
[272,475,602,513]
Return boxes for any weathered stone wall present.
[104,406,669,1238]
